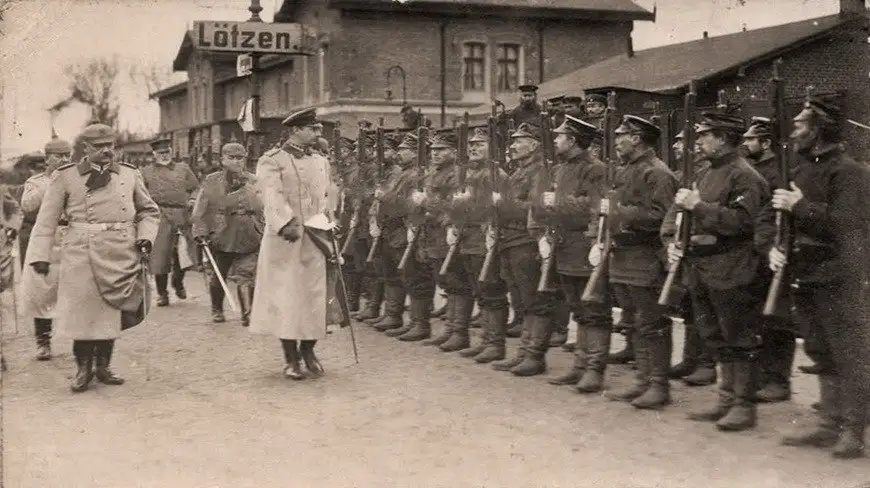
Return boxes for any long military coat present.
[250,144,340,340]
[27,159,160,339]
[0,185,22,294]
[139,162,199,274]
[19,172,66,319]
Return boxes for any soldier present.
[509,85,544,127]
[19,134,72,360]
[585,94,608,118]
[490,123,557,377]
[538,115,609,391]
[663,112,769,431]
[27,123,159,392]
[601,115,678,408]
[250,108,339,380]
[13,151,47,264]
[191,142,264,326]
[547,95,567,127]
[139,136,199,307]
[765,96,870,459]
[742,117,795,403]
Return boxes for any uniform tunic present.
[26,160,160,340]
[250,144,340,340]
[0,185,22,294]
[139,162,200,274]
[375,164,416,286]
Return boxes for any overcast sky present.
[0,0,844,159]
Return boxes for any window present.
[463,42,486,91]
[496,44,520,92]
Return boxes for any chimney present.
[840,0,867,17]
[703,31,709,39]
[742,23,747,32]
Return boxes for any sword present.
[8,236,19,335]
[138,245,153,381]
[329,229,360,364]
[200,243,240,313]
[848,119,870,131]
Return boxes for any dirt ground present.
[2,272,870,488]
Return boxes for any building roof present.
[277,0,654,21]
[536,13,856,98]
[149,80,188,100]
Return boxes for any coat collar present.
[77,158,119,175]
[282,141,311,157]
[624,148,656,166]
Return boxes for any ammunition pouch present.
[611,230,661,248]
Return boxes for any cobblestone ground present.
[1,272,869,488]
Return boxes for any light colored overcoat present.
[19,173,65,319]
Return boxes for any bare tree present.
[61,56,121,128]
[129,63,176,96]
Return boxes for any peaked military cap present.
[510,122,542,141]
[743,117,773,138]
[585,93,607,105]
[397,131,421,150]
[615,115,662,140]
[44,135,72,155]
[221,142,247,156]
[554,114,600,139]
[282,107,322,128]
[80,123,115,145]
[794,95,842,127]
[547,95,566,105]
[468,127,489,143]
[564,96,585,106]
[695,111,746,135]
[518,84,539,93]
[149,135,172,152]
[430,130,458,149]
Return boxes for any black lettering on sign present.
[215,31,228,47]
[275,32,291,50]
[258,32,273,49]
[231,25,240,47]
[242,31,255,48]
[197,22,211,47]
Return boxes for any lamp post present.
[246,0,264,170]
[384,65,407,104]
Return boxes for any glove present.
[446,226,459,246]
[667,242,683,267]
[599,197,611,215]
[484,225,497,250]
[491,192,502,206]
[537,235,553,259]
[135,239,152,254]
[369,219,381,238]
[406,226,416,243]
[280,218,303,242]
[452,190,472,202]
[542,191,556,208]
[411,190,427,206]
[768,246,787,273]
[588,243,603,267]
[31,261,50,276]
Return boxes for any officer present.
[509,85,544,127]
[547,95,567,127]
[27,123,159,392]
[139,136,200,306]
[191,142,264,326]
[13,151,47,263]
[585,93,608,118]
[602,115,678,409]
[664,112,769,431]
[19,134,72,360]
[742,117,795,403]
[767,96,870,459]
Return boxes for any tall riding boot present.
[510,315,551,377]
[94,340,125,385]
[281,340,305,380]
[236,284,254,327]
[684,342,718,386]
[469,308,483,329]
[506,307,524,338]
[756,329,794,403]
[399,298,432,342]
[373,285,406,331]
[576,325,612,393]
[549,326,587,385]
[607,334,649,402]
[548,303,570,347]
[70,340,95,393]
[299,340,325,377]
[474,307,508,363]
[832,402,867,459]
[717,360,757,431]
[493,317,530,371]
[424,295,455,346]
[155,274,170,306]
[210,283,226,323]
[440,295,474,352]
[632,328,673,409]
[431,293,449,318]
[172,268,187,299]
[461,302,488,358]
[345,270,362,313]
[608,329,635,364]
[385,291,417,337]
[670,320,701,378]
[34,318,53,361]
[782,374,842,448]
[688,362,734,422]
[355,281,384,321]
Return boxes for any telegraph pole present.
[246,0,263,171]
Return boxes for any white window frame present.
[495,43,525,97]
[461,40,489,104]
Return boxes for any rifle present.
[439,112,469,276]
[478,105,510,283]
[365,118,386,263]
[340,123,367,255]
[762,61,797,316]
[397,114,429,271]
[536,105,558,292]
[581,91,619,303]
[658,80,699,306]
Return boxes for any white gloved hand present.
[406,226,416,243]
[485,225,497,249]
[446,226,459,246]
[768,246,787,272]
[599,198,611,215]
[411,190,427,206]
[667,242,684,267]
[588,244,603,267]
[542,191,556,208]
[491,192,502,206]
[538,235,553,259]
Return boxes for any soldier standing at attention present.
[27,123,159,392]
[139,136,199,307]
[19,134,72,360]
[509,85,544,128]
[191,142,264,326]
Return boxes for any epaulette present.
[120,162,138,169]
[264,148,282,157]
[56,162,76,171]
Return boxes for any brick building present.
[151,0,654,164]
[511,0,870,165]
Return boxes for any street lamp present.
[384,65,407,104]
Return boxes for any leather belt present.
[156,203,187,208]
[68,221,134,231]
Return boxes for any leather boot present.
[299,340,324,377]
[474,307,508,363]
[431,296,448,318]
[424,295,454,346]
[155,274,170,307]
[669,320,701,378]
[344,270,362,313]
[460,309,488,356]
[756,329,794,403]
[506,313,523,338]
[684,344,717,386]
[716,360,757,431]
[440,295,474,352]
[35,318,53,361]
[281,340,305,380]
[550,326,586,384]
[548,303,570,347]
[210,284,226,323]
[399,298,432,341]
[608,330,635,364]
[355,281,384,321]
[832,384,867,459]
[94,340,124,385]
[576,325,612,393]
[782,375,842,448]
[608,335,649,402]
[374,285,406,331]
[236,284,254,327]
[613,307,635,334]
[511,315,551,377]
[70,340,94,393]
[469,309,483,329]
[632,330,672,410]
[688,362,734,422]
[493,323,529,371]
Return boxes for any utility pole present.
[247,0,264,171]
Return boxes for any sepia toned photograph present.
[1,0,869,486]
